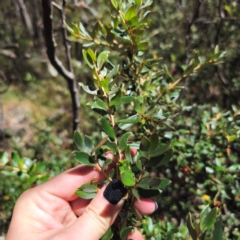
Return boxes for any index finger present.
[38,165,106,201]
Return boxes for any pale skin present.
[7,153,157,240]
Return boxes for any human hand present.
[7,155,157,240]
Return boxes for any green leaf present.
[138,177,171,190]
[101,226,114,240]
[0,151,9,165]
[84,136,94,153]
[74,131,85,151]
[101,117,116,140]
[97,51,110,70]
[148,149,173,167]
[140,0,153,9]
[187,212,197,240]
[150,143,170,157]
[106,65,119,78]
[140,136,150,152]
[118,96,135,104]
[148,133,159,152]
[12,152,23,169]
[75,183,97,199]
[87,48,96,62]
[200,205,210,219]
[91,98,108,111]
[117,115,141,124]
[166,227,178,240]
[164,64,175,82]
[120,226,133,240]
[109,90,122,106]
[79,83,97,95]
[137,41,148,51]
[83,49,94,69]
[105,140,117,154]
[102,159,113,171]
[134,0,142,5]
[125,146,132,163]
[125,5,137,21]
[119,132,133,151]
[138,177,160,189]
[111,0,118,10]
[138,188,160,198]
[200,207,218,231]
[158,178,171,189]
[75,151,95,166]
[65,23,75,35]
[119,161,135,186]
[79,22,91,38]
[213,217,223,240]
[132,188,140,200]
[28,175,37,184]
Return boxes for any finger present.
[133,198,158,215]
[127,227,144,240]
[38,165,106,201]
[70,198,91,216]
[58,186,124,240]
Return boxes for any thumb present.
[61,184,124,240]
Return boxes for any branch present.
[16,0,33,36]
[42,0,80,132]
[185,0,202,65]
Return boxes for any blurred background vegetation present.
[0,0,240,239]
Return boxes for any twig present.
[42,0,80,132]
[214,0,229,86]
[185,0,202,65]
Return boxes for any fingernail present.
[103,179,126,205]
[154,201,158,211]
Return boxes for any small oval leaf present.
[200,207,218,230]
[75,151,95,166]
[150,143,170,157]
[119,132,132,151]
[74,131,85,151]
[101,117,116,140]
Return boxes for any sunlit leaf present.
[0,151,8,166]
[119,161,135,186]
[200,207,218,231]
[87,48,96,62]
[111,0,118,10]
[97,51,110,70]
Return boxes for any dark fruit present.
[103,179,126,205]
